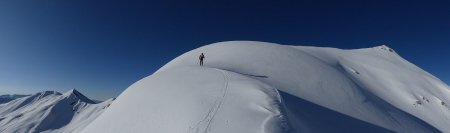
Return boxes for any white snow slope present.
[83,41,450,133]
[0,89,114,133]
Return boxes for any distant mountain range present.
[0,89,114,132]
[0,94,29,104]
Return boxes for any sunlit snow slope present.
[83,41,450,133]
[0,89,113,133]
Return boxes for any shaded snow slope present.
[84,41,449,133]
[0,89,113,133]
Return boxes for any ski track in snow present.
[190,69,229,133]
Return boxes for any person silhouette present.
[199,53,205,66]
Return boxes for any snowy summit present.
[79,41,450,133]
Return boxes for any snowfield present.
[2,41,448,133]
[0,89,113,133]
[82,41,450,133]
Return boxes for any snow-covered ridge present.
[0,94,29,99]
[0,94,28,105]
[83,41,449,133]
[0,89,114,133]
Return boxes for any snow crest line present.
[219,68,268,78]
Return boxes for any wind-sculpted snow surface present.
[0,89,113,133]
[83,41,449,133]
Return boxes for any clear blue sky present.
[0,0,449,100]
